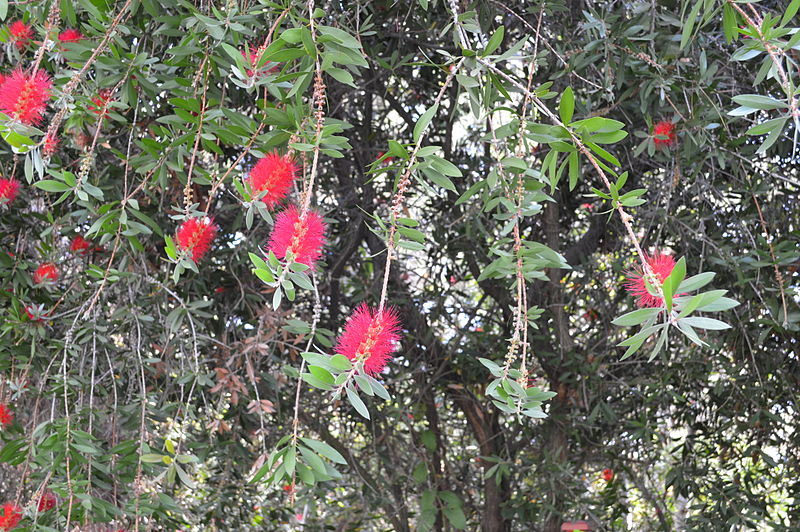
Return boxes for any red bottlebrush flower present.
[377,151,393,164]
[266,206,326,268]
[24,305,49,322]
[0,69,53,125]
[624,252,676,308]
[9,20,32,49]
[334,303,401,375]
[214,286,226,294]
[70,235,91,255]
[59,28,83,43]
[449,275,457,284]
[653,121,676,148]
[37,491,57,512]
[176,216,218,262]
[602,468,614,482]
[0,178,21,205]
[0,404,12,428]
[0,502,22,531]
[247,152,298,208]
[580,202,595,211]
[282,484,294,493]
[88,88,113,115]
[240,48,280,77]
[33,262,59,284]
[43,132,59,157]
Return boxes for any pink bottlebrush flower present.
[0,404,12,428]
[334,303,401,375]
[247,152,298,208]
[0,73,5,86]
[653,121,676,148]
[33,262,59,284]
[266,206,325,268]
[37,491,56,512]
[9,20,32,50]
[602,468,614,482]
[0,178,21,205]
[176,216,218,262]
[0,68,53,125]
[58,28,83,43]
[70,235,91,255]
[624,252,676,308]
[0,502,22,531]
[43,132,59,157]
[88,88,113,115]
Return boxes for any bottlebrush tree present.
[0,0,798,531]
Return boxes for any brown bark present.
[448,388,510,532]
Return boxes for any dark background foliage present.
[0,0,798,530]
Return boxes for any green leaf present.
[746,117,789,136]
[254,269,275,284]
[249,252,267,270]
[677,272,715,293]
[308,365,335,385]
[731,94,787,110]
[681,0,703,50]
[439,492,467,530]
[298,446,327,475]
[722,3,736,43]
[676,320,707,346]
[782,0,800,27]
[326,66,356,87]
[34,180,72,192]
[679,317,731,330]
[283,446,296,475]
[559,87,574,124]
[420,429,437,450]
[346,386,370,419]
[175,464,196,489]
[414,104,439,145]
[0,0,7,21]
[397,226,426,243]
[697,297,739,312]
[483,26,504,56]
[477,358,502,376]
[429,155,462,177]
[667,257,687,296]
[354,374,374,396]
[412,462,428,482]
[611,308,661,326]
[300,438,347,464]
[756,118,787,154]
[364,375,390,401]
[329,354,353,371]
[301,373,333,391]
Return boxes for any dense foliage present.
[0,0,798,530]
